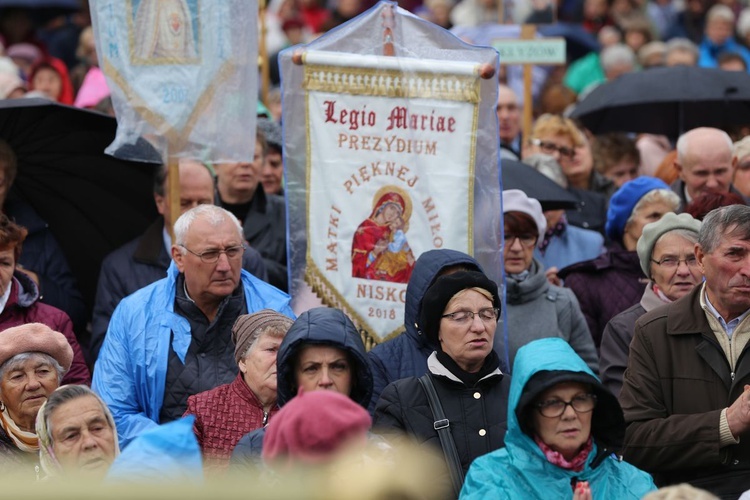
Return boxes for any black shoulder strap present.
[418,374,465,497]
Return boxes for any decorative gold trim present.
[304,259,405,349]
[467,95,479,252]
[304,64,480,103]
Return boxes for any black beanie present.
[418,270,501,345]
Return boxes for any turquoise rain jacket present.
[93,262,294,449]
[460,338,655,500]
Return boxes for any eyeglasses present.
[530,138,576,159]
[651,256,699,269]
[536,394,597,418]
[179,244,244,263]
[504,234,537,248]
[441,307,499,324]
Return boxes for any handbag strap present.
[418,374,465,497]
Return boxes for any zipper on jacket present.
[731,371,736,382]
[262,410,269,426]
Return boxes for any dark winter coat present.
[366,249,483,414]
[560,242,648,348]
[0,271,89,385]
[620,286,750,499]
[217,188,288,291]
[373,352,511,492]
[599,284,665,397]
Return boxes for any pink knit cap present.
[0,323,73,372]
[262,388,372,465]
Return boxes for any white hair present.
[707,4,735,25]
[676,128,734,165]
[173,204,243,250]
[600,44,636,72]
[739,8,750,39]
[665,38,699,59]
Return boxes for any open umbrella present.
[571,66,750,138]
[0,98,159,310]
[501,159,578,211]
[0,0,79,8]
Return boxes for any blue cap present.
[605,176,670,242]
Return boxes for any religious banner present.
[283,2,502,346]
[89,0,258,162]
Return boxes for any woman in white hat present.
[500,190,597,372]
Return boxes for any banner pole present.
[259,0,270,107]
[382,5,395,56]
[167,148,180,245]
[521,24,536,146]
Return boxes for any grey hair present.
[707,4,736,25]
[699,205,750,254]
[676,128,733,165]
[738,8,750,39]
[600,44,636,72]
[173,204,243,249]
[626,189,681,227]
[239,324,289,360]
[665,38,699,60]
[0,352,64,399]
[39,385,114,445]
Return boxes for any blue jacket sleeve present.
[92,303,158,449]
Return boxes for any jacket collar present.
[133,217,172,268]
[426,351,502,384]
[640,282,669,312]
[665,285,711,336]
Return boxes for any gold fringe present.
[304,64,480,104]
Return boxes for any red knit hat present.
[262,388,372,465]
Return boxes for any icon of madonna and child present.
[351,186,416,284]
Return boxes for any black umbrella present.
[0,0,79,8]
[0,98,159,310]
[501,159,579,211]
[571,66,750,138]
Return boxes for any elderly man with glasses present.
[92,204,294,449]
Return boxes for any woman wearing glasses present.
[373,270,511,498]
[600,213,702,397]
[501,190,597,373]
[460,338,656,500]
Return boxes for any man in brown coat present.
[620,204,750,499]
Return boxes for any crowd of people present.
[0,1,750,499]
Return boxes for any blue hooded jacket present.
[460,338,655,500]
[366,249,483,414]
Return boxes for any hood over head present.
[508,338,625,460]
[276,307,372,409]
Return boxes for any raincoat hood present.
[508,338,625,465]
[404,249,482,347]
[276,308,372,409]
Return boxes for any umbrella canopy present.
[571,66,750,138]
[501,159,579,211]
[0,0,79,8]
[0,98,159,310]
